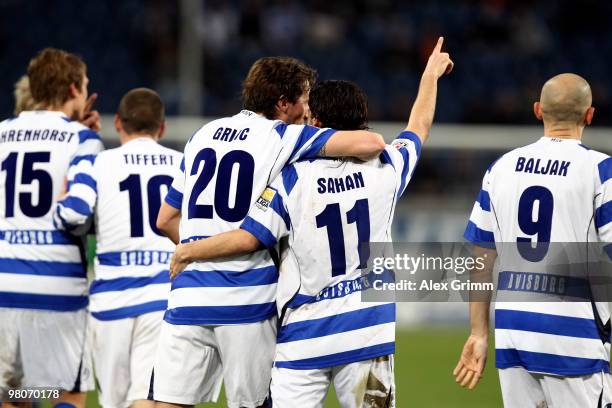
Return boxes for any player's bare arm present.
[406,36,454,144]
[170,229,260,278]
[156,202,181,244]
[321,129,385,161]
[454,245,496,390]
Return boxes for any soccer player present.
[454,73,612,406]
[152,56,387,407]
[54,88,181,408]
[14,75,37,115]
[169,37,453,407]
[0,48,103,407]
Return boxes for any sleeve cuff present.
[464,221,496,249]
[165,187,183,209]
[240,216,277,248]
[301,128,337,159]
[396,131,422,156]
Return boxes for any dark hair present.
[117,88,165,135]
[27,48,86,106]
[309,80,368,130]
[242,57,316,119]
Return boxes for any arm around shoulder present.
[322,130,385,161]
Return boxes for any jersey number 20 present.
[187,148,255,222]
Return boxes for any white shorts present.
[89,311,163,408]
[153,316,277,408]
[499,366,612,407]
[0,308,94,399]
[271,355,395,408]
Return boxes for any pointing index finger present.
[433,36,444,53]
[84,93,98,113]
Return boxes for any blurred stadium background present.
[4,0,611,406]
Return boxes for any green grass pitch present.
[42,328,501,407]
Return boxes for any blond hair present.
[14,75,37,115]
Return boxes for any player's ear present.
[533,102,543,121]
[276,96,290,114]
[69,82,79,99]
[114,113,122,133]
[157,120,166,140]
[312,117,323,128]
[584,106,595,126]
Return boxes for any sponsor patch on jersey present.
[393,140,410,150]
[255,187,276,211]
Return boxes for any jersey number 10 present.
[120,174,173,237]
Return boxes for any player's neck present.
[120,133,158,145]
[39,101,75,119]
[543,123,583,141]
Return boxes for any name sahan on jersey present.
[241,131,422,369]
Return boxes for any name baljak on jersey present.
[0,111,103,311]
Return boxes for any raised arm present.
[406,36,454,144]
[322,130,386,161]
[170,229,260,278]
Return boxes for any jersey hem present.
[90,304,167,321]
[274,344,395,370]
[0,302,88,312]
[152,393,216,406]
[163,310,277,325]
[496,361,611,376]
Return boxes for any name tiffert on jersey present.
[317,171,365,194]
[515,156,571,176]
[123,153,176,166]
[0,128,77,144]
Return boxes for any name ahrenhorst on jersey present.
[0,128,77,144]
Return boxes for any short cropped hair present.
[27,48,86,107]
[117,88,165,135]
[309,80,368,130]
[14,75,36,115]
[242,57,316,119]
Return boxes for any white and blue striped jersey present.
[164,110,338,325]
[0,110,103,311]
[465,136,612,376]
[55,137,182,320]
[241,131,421,369]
